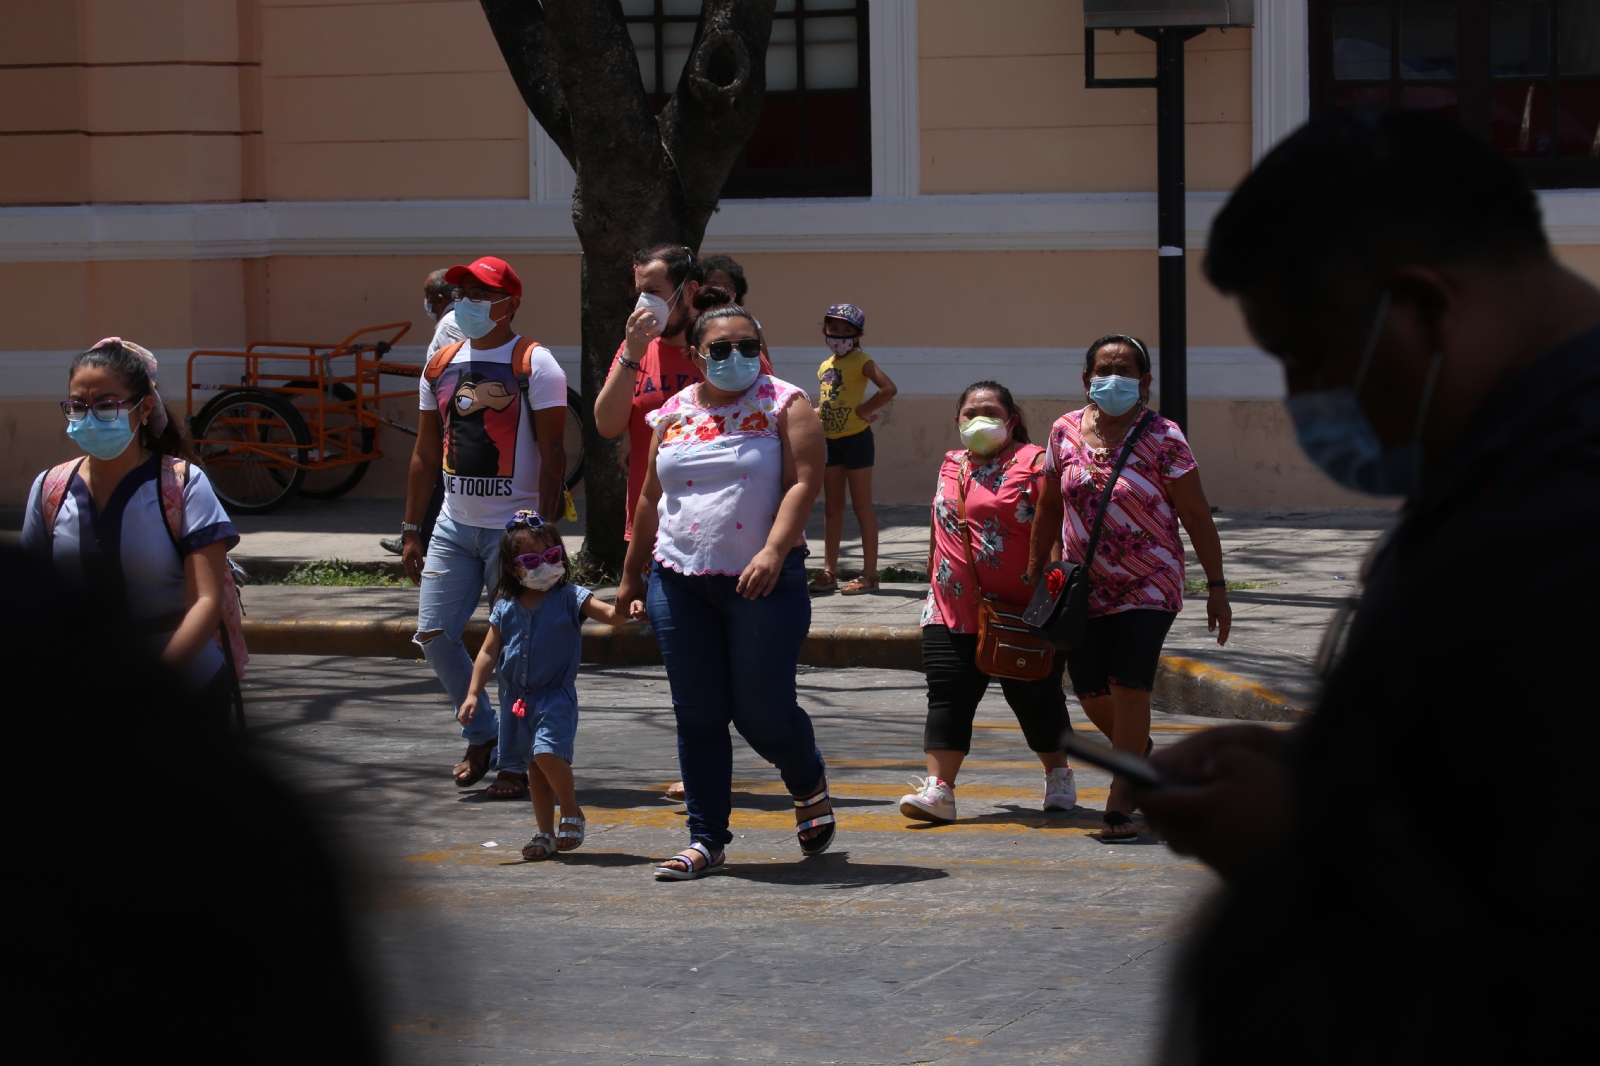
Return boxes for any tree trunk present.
[478,0,774,576]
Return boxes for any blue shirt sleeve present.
[489,597,510,629]
[177,464,240,557]
[17,472,48,554]
[569,584,593,626]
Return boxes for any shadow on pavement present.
[724,852,948,889]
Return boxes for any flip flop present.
[453,740,496,787]
[838,577,878,596]
[1099,810,1138,843]
[484,770,529,800]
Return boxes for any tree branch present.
[657,0,774,228]
[478,0,575,162]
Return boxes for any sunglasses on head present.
[702,338,762,361]
[506,510,546,531]
[513,546,564,569]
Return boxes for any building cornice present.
[3,189,1596,262]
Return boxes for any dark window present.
[623,0,871,198]
[1311,0,1600,187]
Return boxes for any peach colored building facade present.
[3,0,1598,509]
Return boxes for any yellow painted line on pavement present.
[727,779,1110,803]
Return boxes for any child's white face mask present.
[518,562,564,591]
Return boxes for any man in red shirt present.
[593,245,769,540]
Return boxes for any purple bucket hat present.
[823,303,866,332]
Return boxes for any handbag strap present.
[1081,408,1154,568]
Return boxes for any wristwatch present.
[401,522,421,536]
[1207,578,1227,589]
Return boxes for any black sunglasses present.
[702,339,762,361]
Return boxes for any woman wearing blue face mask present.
[1028,334,1231,842]
[20,338,240,719]
[615,305,833,880]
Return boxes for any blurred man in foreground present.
[1139,110,1599,1064]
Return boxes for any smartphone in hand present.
[1060,729,1167,789]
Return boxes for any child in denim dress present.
[458,510,635,861]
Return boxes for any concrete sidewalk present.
[235,504,1390,715]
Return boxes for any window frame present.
[1309,0,1600,188]
[624,0,873,199]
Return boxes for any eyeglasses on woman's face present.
[513,546,564,569]
[701,338,762,361]
[60,396,143,424]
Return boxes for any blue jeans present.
[648,547,824,852]
[416,515,506,751]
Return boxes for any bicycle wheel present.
[563,387,586,491]
[192,389,311,514]
[283,380,375,499]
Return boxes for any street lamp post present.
[1083,0,1255,434]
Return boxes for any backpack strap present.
[424,340,466,385]
[156,456,189,552]
[38,458,87,540]
[512,337,542,441]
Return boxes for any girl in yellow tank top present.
[812,303,899,596]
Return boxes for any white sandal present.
[654,841,727,881]
[556,812,586,852]
[522,832,556,861]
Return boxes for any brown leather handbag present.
[955,454,1056,681]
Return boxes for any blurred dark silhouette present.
[1137,109,1600,1065]
[2,547,381,1063]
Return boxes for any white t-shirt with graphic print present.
[418,334,567,528]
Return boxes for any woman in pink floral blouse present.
[899,381,1079,826]
[1028,335,1231,842]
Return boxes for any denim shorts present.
[825,426,875,469]
[498,683,579,764]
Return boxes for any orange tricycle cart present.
[186,322,586,515]
[185,322,426,515]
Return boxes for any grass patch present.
[274,559,403,587]
[568,549,622,589]
[1184,579,1282,595]
[807,566,929,586]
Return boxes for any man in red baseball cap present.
[402,254,568,801]
[444,255,523,299]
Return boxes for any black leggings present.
[1063,609,1176,698]
[921,625,1069,754]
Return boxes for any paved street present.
[245,655,1255,1065]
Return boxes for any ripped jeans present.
[416,515,506,751]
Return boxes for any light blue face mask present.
[454,298,497,339]
[1088,374,1143,416]
[1284,290,1444,496]
[67,410,137,460]
[703,351,761,393]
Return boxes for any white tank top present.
[645,375,807,576]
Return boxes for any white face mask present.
[959,415,1011,457]
[825,335,857,356]
[635,290,677,334]
[423,299,438,322]
[517,562,564,591]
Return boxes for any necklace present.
[1088,404,1143,461]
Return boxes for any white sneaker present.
[899,776,957,823]
[1043,766,1078,810]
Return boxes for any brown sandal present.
[452,740,495,787]
[485,770,529,800]
[838,576,878,596]
[808,570,838,594]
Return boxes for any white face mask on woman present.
[959,416,1011,456]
